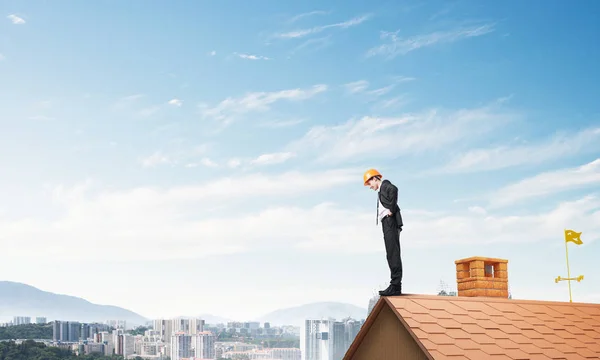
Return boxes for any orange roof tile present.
[346,294,600,360]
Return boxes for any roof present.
[345,294,600,360]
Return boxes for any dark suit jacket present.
[379,179,404,229]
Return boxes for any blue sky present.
[1,0,599,322]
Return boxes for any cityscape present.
[0,314,368,360]
[1,1,599,359]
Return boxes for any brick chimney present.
[455,257,509,298]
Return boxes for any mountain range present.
[0,281,148,327]
[0,281,368,328]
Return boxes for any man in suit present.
[364,168,403,296]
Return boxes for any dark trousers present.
[382,216,402,287]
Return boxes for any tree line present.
[0,340,138,360]
[0,324,52,340]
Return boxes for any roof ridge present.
[389,293,599,306]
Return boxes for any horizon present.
[1,0,599,320]
[0,280,370,323]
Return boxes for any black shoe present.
[378,285,392,295]
[380,284,402,296]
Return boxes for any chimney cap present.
[455,256,508,264]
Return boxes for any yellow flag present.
[564,229,583,245]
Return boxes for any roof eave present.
[342,297,387,360]
[383,297,435,360]
[343,296,436,360]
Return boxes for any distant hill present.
[254,302,368,326]
[0,281,148,328]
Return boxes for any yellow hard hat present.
[363,168,382,185]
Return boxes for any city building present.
[153,318,174,343]
[106,319,126,329]
[271,347,302,360]
[193,331,216,359]
[301,319,334,360]
[171,332,193,360]
[301,317,364,360]
[53,320,85,342]
[36,317,47,324]
[343,256,600,359]
[13,316,30,325]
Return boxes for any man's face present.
[367,178,379,191]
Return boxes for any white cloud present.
[468,206,487,215]
[344,80,369,94]
[393,75,416,83]
[200,158,218,167]
[0,54,4,61]
[235,53,271,60]
[289,36,332,55]
[0,169,362,261]
[366,24,495,59]
[7,14,25,24]
[209,50,217,56]
[250,152,295,166]
[373,95,410,110]
[141,144,210,168]
[298,194,600,252]
[343,78,409,102]
[258,119,305,128]
[275,14,371,39]
[286,100,515,163]
[168,99,183,107]
[199,84,327,125]
[227,158,242,168]
[439,127,600,173]
[141,151,171,167]
[185,158,218,168]
[5,181,597,263]
[488,158,600,208]
[366,85,394,97]
[287,10,329,24]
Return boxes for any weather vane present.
[554,229,584,302]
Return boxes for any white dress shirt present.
[377,179,391,223]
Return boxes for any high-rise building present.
[52,320,85,342]
[344,319,363,350]
[81,324,90,340]
[300,318,365,360]
[122,334,135,357]
[193,331,216,359]
[60,321,69,341]
[153,319,173,342]
[244,322,260,330]
[367,295,379,315]
[301,319,334,360]
[52,321,61,341]
[36,317,47,324]
[332,322,346,360]
[106,320,126,329]
[68,322,81,342]
[171,332,193,360]
[113,329,125,355]
[13,316,31,325]
[189,318,205,335]
[172,318,190,334]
